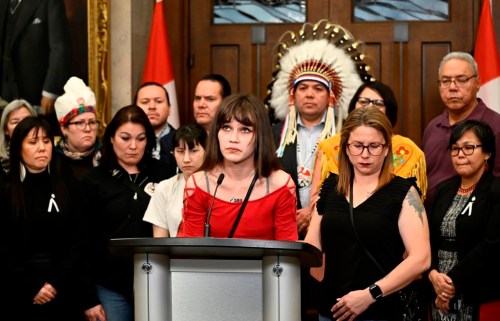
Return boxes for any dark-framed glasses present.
[448,144,482,156]
[357,97,385,108]
[68,119,100,130]
[347,143,385,156]
[437,75,476,88]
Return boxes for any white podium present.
[109,237,322,321]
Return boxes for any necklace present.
[296,140,319,168]
[129,173,139,184]
[457,183,476,195]
[228,170,255,203]
[296,139,319,188]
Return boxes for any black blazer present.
[272,120,301,208]
[429,172,500,304]
[158,123,177,179]
[0,0,69,104]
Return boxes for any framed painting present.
[87,0,110,126]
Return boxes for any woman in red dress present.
[179,93,298,241]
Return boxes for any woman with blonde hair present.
[305,107,430,320]
[311,80,426,204]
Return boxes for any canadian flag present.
[474,0,500,113]
[142,0,179,128]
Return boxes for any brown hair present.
[337,106,393,195]
[201,93,281,177]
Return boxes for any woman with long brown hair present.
[179,93,297,240]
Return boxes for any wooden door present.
[327,0,477,145]
[188,0,478,144]
[187,0,329,120]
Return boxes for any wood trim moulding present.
[87,0,110,128]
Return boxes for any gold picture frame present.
[87,0,110,127]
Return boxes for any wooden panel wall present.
[211,46,240,92]
[421,44,451,134]
[155,0,500,141]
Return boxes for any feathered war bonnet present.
[266,20,374,157]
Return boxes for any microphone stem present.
[204,173,224,237]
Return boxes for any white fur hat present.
[55,77,96,125]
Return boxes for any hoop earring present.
[20,163,26,182]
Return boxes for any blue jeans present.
[319,314,332,321]
[96,285,133,321]
[319,313,387,321]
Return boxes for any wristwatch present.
[369,284,383,301]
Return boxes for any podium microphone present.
[204,173,225,237]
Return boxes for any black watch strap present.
[369,284,383,301]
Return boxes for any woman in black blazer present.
[428,120,500,321]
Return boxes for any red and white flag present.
[142,0,179,128]
[474,0,500,113]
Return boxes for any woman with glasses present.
[54,77,101,179]
[428,120,500,321]
[143,124,207,237]
[423,52,500,210]
[311,80,427,202]
[305,107,430,321]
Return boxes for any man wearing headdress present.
[271,66,342,321]
[272,76,331,236]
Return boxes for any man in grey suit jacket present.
[0,0,69,119]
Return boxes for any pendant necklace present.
[229,170,255,203]
[297,138,319,188]
[129,173,139,184]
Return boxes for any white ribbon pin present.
[48,194,60,213]
[461,196,476,216]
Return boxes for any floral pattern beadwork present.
[393,145,410,168]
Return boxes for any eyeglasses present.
[68,119,100,130]
[437,75,476,88]
[448,144,482,156]
[347,143,386,156]
[357,97,385,108]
